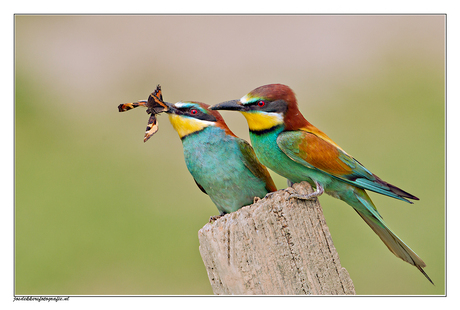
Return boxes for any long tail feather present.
[352,190,433,284]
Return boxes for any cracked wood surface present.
[198,182,355,295]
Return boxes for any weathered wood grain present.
[198,181,355,295]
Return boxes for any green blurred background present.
[15,15,445,295]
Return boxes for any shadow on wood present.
[198,181,355,295]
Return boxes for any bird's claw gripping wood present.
[209,214,225,223]
[287,180,324,201]
[118,85,170,142]
[261,190,279,200]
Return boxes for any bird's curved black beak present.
[210,100,246,111]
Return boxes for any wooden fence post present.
[198,181,355,295]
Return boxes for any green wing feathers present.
[237,139,277,193]
[276,130,418,203]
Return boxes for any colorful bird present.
[119,87,276,218]
[166,101,277,217]
[211,83,432,284]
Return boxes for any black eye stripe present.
[247,99,288,113]
[177,107,201,115]
[177,107,217,122]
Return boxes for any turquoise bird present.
[211,83,432,284]
[119,89,277,218]
[166,101,277,217]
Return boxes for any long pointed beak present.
[163,101,174,110]
[163,102,177,114]
[210,99,246,111]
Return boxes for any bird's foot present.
[286,181,324,201]
[209,214,224,223]
[261,191,277,200]
[253,196,261,203]
[287,191,320,200]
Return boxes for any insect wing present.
[118,100,148,112]
[147,89,169,114]
[144,113,159,142]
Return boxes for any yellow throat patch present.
[241,111,283,131]
[168,114,213,138]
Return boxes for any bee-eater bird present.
[166,101,277,216]
[119,87,276,217]
[211,83,432,284]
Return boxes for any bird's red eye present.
[190,109,198,115]
[258,100,265,107]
